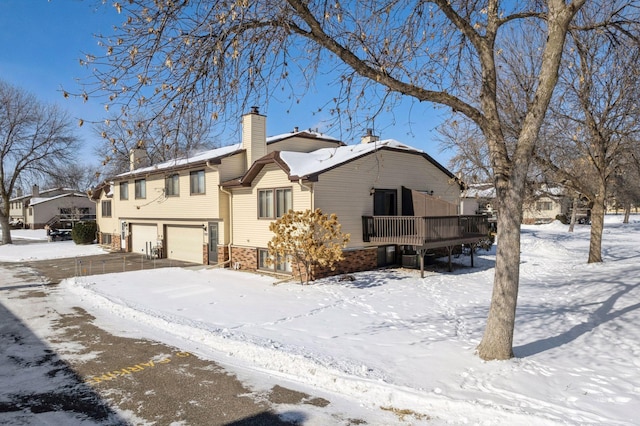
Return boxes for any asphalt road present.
[0,252,365,425]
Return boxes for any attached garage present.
[131,224,159,257]
[165,225,204,264]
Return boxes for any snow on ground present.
[0,229,107,261]
[2,215,640,425]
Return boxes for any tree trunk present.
[568,195,578,233]
[588,186,606,263]
[623,202,630,224]
[0,214,12,245]
[477,178,525,360]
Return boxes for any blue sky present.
[0,0,453,167]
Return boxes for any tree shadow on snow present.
[0,300,125,424]
[324,268,415,289]
[514,277,640,358]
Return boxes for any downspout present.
[219,184,233,268]
[298,179,314,210]
[207,160,233,267]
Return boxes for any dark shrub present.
[556,214,569,225]
[72,221,97,245]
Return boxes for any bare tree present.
[0,80,81,244]
[535,5,640,263]
[78,0,640,360]
[94,109,218,177]
[42,163,101,193]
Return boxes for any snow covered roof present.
[10,187,77,202]
[266,130,342,145]
[117,143,243,178]
[464,184,496,199]
[29,192,89,206]
[223,139,458,187]
[280,139,422,177]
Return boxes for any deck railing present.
[362,215,489,246]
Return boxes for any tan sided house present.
[9,185,95,229]
[93,108,489,278]
[91,107,344,265]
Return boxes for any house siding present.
[232,164,312,248]
[29,195,95,229]
[314,149,460,247]
[115,170,220,220]
[523,195,567,224]
[97,200,119,236]
[268,136,341,153]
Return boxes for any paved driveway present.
[0,254,353,425]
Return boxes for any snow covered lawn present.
[0,229,106,261]
[3,216,640,424]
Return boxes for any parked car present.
[49,229,72,241]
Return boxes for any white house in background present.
[93,108,485,278]
[522,186,572,224]
[461,183,575,226]
[460,183,496,216]
[9,185,95,229]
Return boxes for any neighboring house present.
[460,183,497,234]
[522,186,572,224]
[93,108,489,278]
[9,185,95,229]
[461,183,580,225]
[460,183,496,217]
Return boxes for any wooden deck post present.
[417,248,427,278]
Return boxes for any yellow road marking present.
[85,352,191,385]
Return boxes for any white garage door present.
[131,224,158,257]
[166,226,203,264]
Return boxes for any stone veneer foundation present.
[229,245,378,281]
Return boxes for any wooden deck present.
[362,215,490,275]
[362,215,490,249]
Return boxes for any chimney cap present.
[250,106,260,114]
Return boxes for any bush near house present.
[268,209,350,284]
[72,221,97,245]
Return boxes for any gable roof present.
[29,192,89,206]
[222,139,460,188]
[116,143,243,179]
[266,130,344,146]
[463,183,496,199]
[10,187,77,202]
[88,181,112,201]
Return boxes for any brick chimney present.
[361,128,380,144]
[32,184,39,197]
[242,106,267,170]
